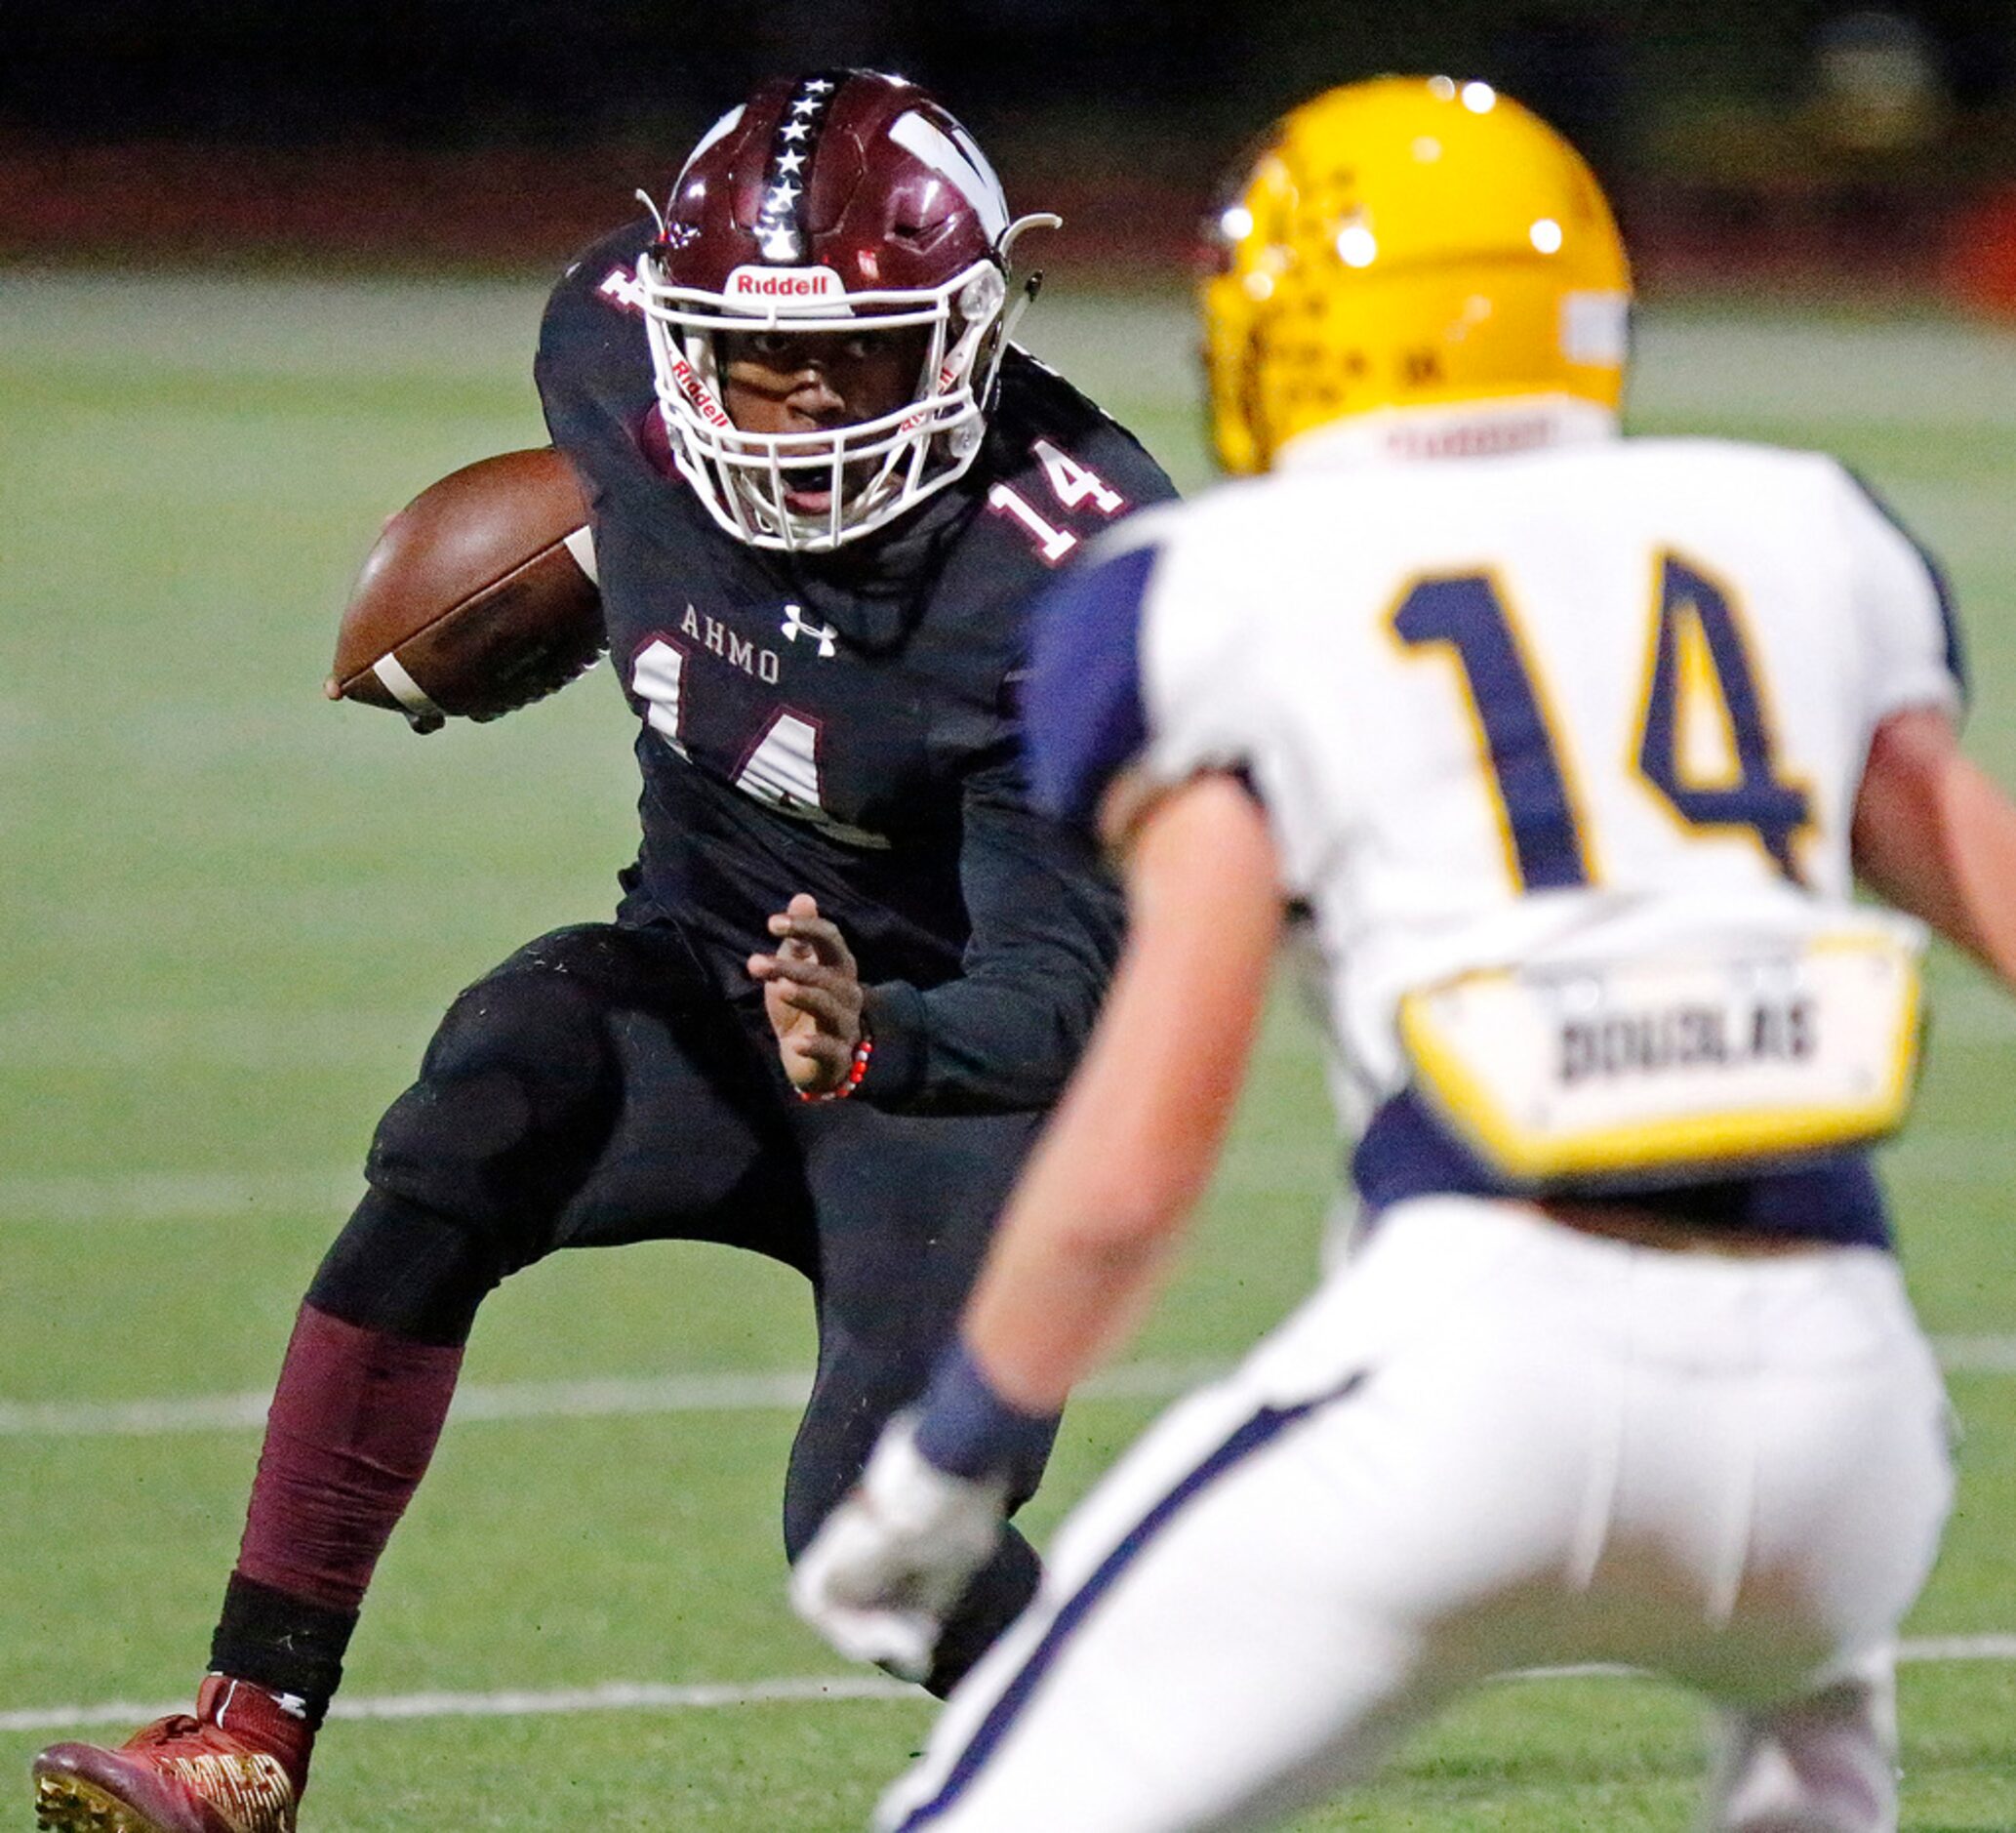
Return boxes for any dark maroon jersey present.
[535,217,1179,1111]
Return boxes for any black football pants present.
[305,919,1052,1693]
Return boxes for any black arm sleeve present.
[856,754,1123,1115]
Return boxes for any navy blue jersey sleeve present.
[1841,465,1966,713]
[858,752,1125,1114]
[1022,539,1160,832]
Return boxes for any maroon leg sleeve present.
[234,1303,464,1610]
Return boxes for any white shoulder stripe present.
[889,111,1009,242]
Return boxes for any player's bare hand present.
[748,893,866,1093]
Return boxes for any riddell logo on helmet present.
[726,265,847,300]
[668,353,734,429]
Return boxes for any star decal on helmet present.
[752,73,849,265]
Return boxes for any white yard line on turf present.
[0,1676,913,1735]
[6,1639,2015,1736]
[3,1344,2013,1440]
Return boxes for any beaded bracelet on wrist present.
[798,1034,874,1103]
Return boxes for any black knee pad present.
[366,953,622,1261]
[307,1188,503,1345]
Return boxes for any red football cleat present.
[31,1677,306,1833]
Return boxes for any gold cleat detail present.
[35,1769,155,1833]
[32,1745,295,1833]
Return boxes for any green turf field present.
[2,271,2011,1829]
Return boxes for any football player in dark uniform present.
[32,69,1176,1833]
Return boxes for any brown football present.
[329,447,604,732]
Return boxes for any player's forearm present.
[862,964,1109,1113]
[859,832,1123,1114]
[1855,708,2016,990]
[899,938,1235,1480]
[1897,755,2016,983]
[960,1074,1207,1414]
[960,775,1282,1414]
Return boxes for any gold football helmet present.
[1201,75,1632,472]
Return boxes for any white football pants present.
[880,1197,1954,1833]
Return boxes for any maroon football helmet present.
[637,70,1056,551]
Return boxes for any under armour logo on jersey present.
[781,603,838,657]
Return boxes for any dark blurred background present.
[10,0,2016,304]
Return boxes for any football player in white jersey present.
[793,76,2016,1833]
